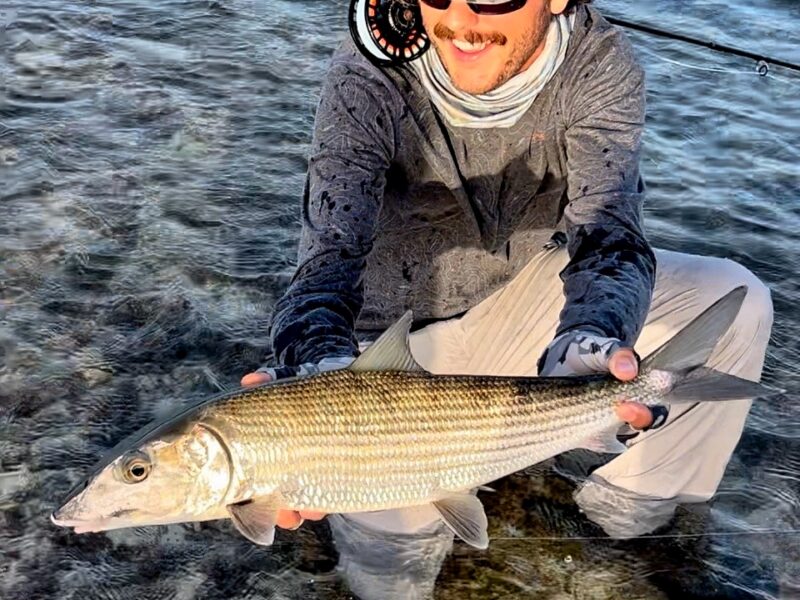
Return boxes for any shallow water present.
[1,0,798,598]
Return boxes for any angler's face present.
[52,425,232,533]
[419,0,569,95]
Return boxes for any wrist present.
[538,330,624,377]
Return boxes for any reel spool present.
[348,0,430,66]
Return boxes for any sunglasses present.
[418,0,527,16]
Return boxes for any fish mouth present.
[51,511,112,534]
[51,509,192,534]
[51,504,136,533]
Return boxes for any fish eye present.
[120,452,151,484]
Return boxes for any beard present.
[431,6,553,95]
[491,7,552,91]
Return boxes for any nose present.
[439,0,479,32]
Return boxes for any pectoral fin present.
[227,496,283,546]
[432,492,489,549]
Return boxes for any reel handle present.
[349,0,430,66]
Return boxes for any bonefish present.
[52,287,779,548]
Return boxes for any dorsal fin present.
[349,310,426,373]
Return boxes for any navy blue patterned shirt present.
[270,5,656,367]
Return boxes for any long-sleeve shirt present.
[270,5,656,368]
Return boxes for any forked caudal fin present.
[642,286,747,372]
[641,286,783,403]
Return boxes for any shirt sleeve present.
[269,54,397,366]
[557,28,656,346]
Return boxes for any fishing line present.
[637,50,800,89]
[491,528,800,542]
[634,43,800,88]
[605,16,800,76]
[636,47,756,76]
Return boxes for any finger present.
[275,510,303,529]
[608,348,639,382]
[615,401,654,429]
[241,372,271,387]
[299,511,327,521]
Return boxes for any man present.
[243,0,772,574]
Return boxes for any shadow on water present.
[1,0,798,598]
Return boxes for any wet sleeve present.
[557,34,656,346]
[269,59,396,366]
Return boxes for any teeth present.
[452,39,489,53]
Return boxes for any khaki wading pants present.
[341,246,774,539]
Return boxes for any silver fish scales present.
[208,370,632,513]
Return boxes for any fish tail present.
[641,286,782,403]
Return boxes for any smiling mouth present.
[447,41,496,64]
[451,39,493,53]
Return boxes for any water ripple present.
[1,0,798,599]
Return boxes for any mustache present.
[433,23,507,45]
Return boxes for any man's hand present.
[241,371,272,386]
[538,332,657,430]
[607,347,654,430]
[241,356,355,387]
[273,510,327,530]
[240,356,355,529]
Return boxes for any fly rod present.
[605,16,800,75]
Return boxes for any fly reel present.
[348,0,430,65]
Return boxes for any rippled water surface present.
[1,1,798,598]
